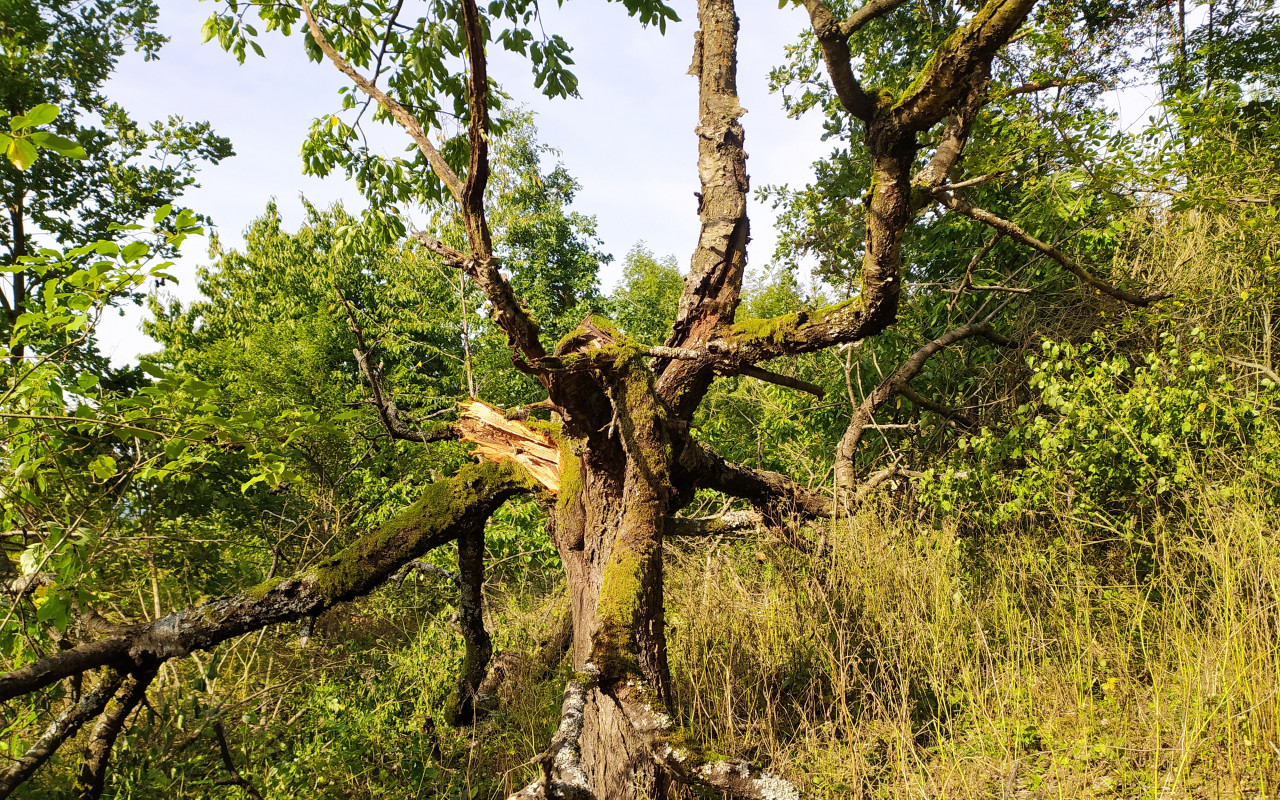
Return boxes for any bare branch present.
[337,289,460,444]
[212,720,264,800]
[899,385,974,428]
[665,509,762,537]
[732,365,826,398]
[835,318,1013,494]
[508,668,597,800]
[931,187,1168,306]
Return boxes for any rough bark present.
[0,670,124,798]
[448,525,492,726]
[656,0,751,418]
[73,666,157,800]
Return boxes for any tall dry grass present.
[665,493,1280,799]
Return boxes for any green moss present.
[592,545,648,678]
[585,313,622,339]
[243,576,288,603]
[728,298,864,349]
[305,460,528,603]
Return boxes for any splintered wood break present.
[457,399,561,493]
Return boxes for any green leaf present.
[6,138,37,171]
[29,131,86,159]
[201,16,218,43]
[22,104,59,127]
[152,203,173,224]
[88,455,118,481]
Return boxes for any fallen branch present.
[73,666,157,800]
[0,462,531,704]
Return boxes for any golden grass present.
[665,494,1280,799]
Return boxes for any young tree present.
[0,0,1171,796]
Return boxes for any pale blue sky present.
[96,0,833,364]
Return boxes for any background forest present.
[3,0,1280,797]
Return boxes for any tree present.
[0,0,1176,797]
[0,0,232,361]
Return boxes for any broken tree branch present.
[0,462,531,704]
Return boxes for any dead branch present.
[337,289,460,444]
[212,719,264,800]
[834,318,1013,495]
[731,365,826,398]
[931,187,1168,306]
[507,668,597,800]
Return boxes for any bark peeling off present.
[657,0,751,417]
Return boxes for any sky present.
[96,0,836,365]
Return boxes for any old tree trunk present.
[0,0,1097,797]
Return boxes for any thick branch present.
[0,462,531,703]
[73,666,157,800]
[447,525,492,726]
[932,188,1166,306]
[664,509,762,537]
[801,0,908,121]
[657,0,752,417]
[0,670,125,798]
[678,439,832,523]
[507,668,597,800]
[891,0,1036,132]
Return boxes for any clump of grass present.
[666,492,1280,798]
